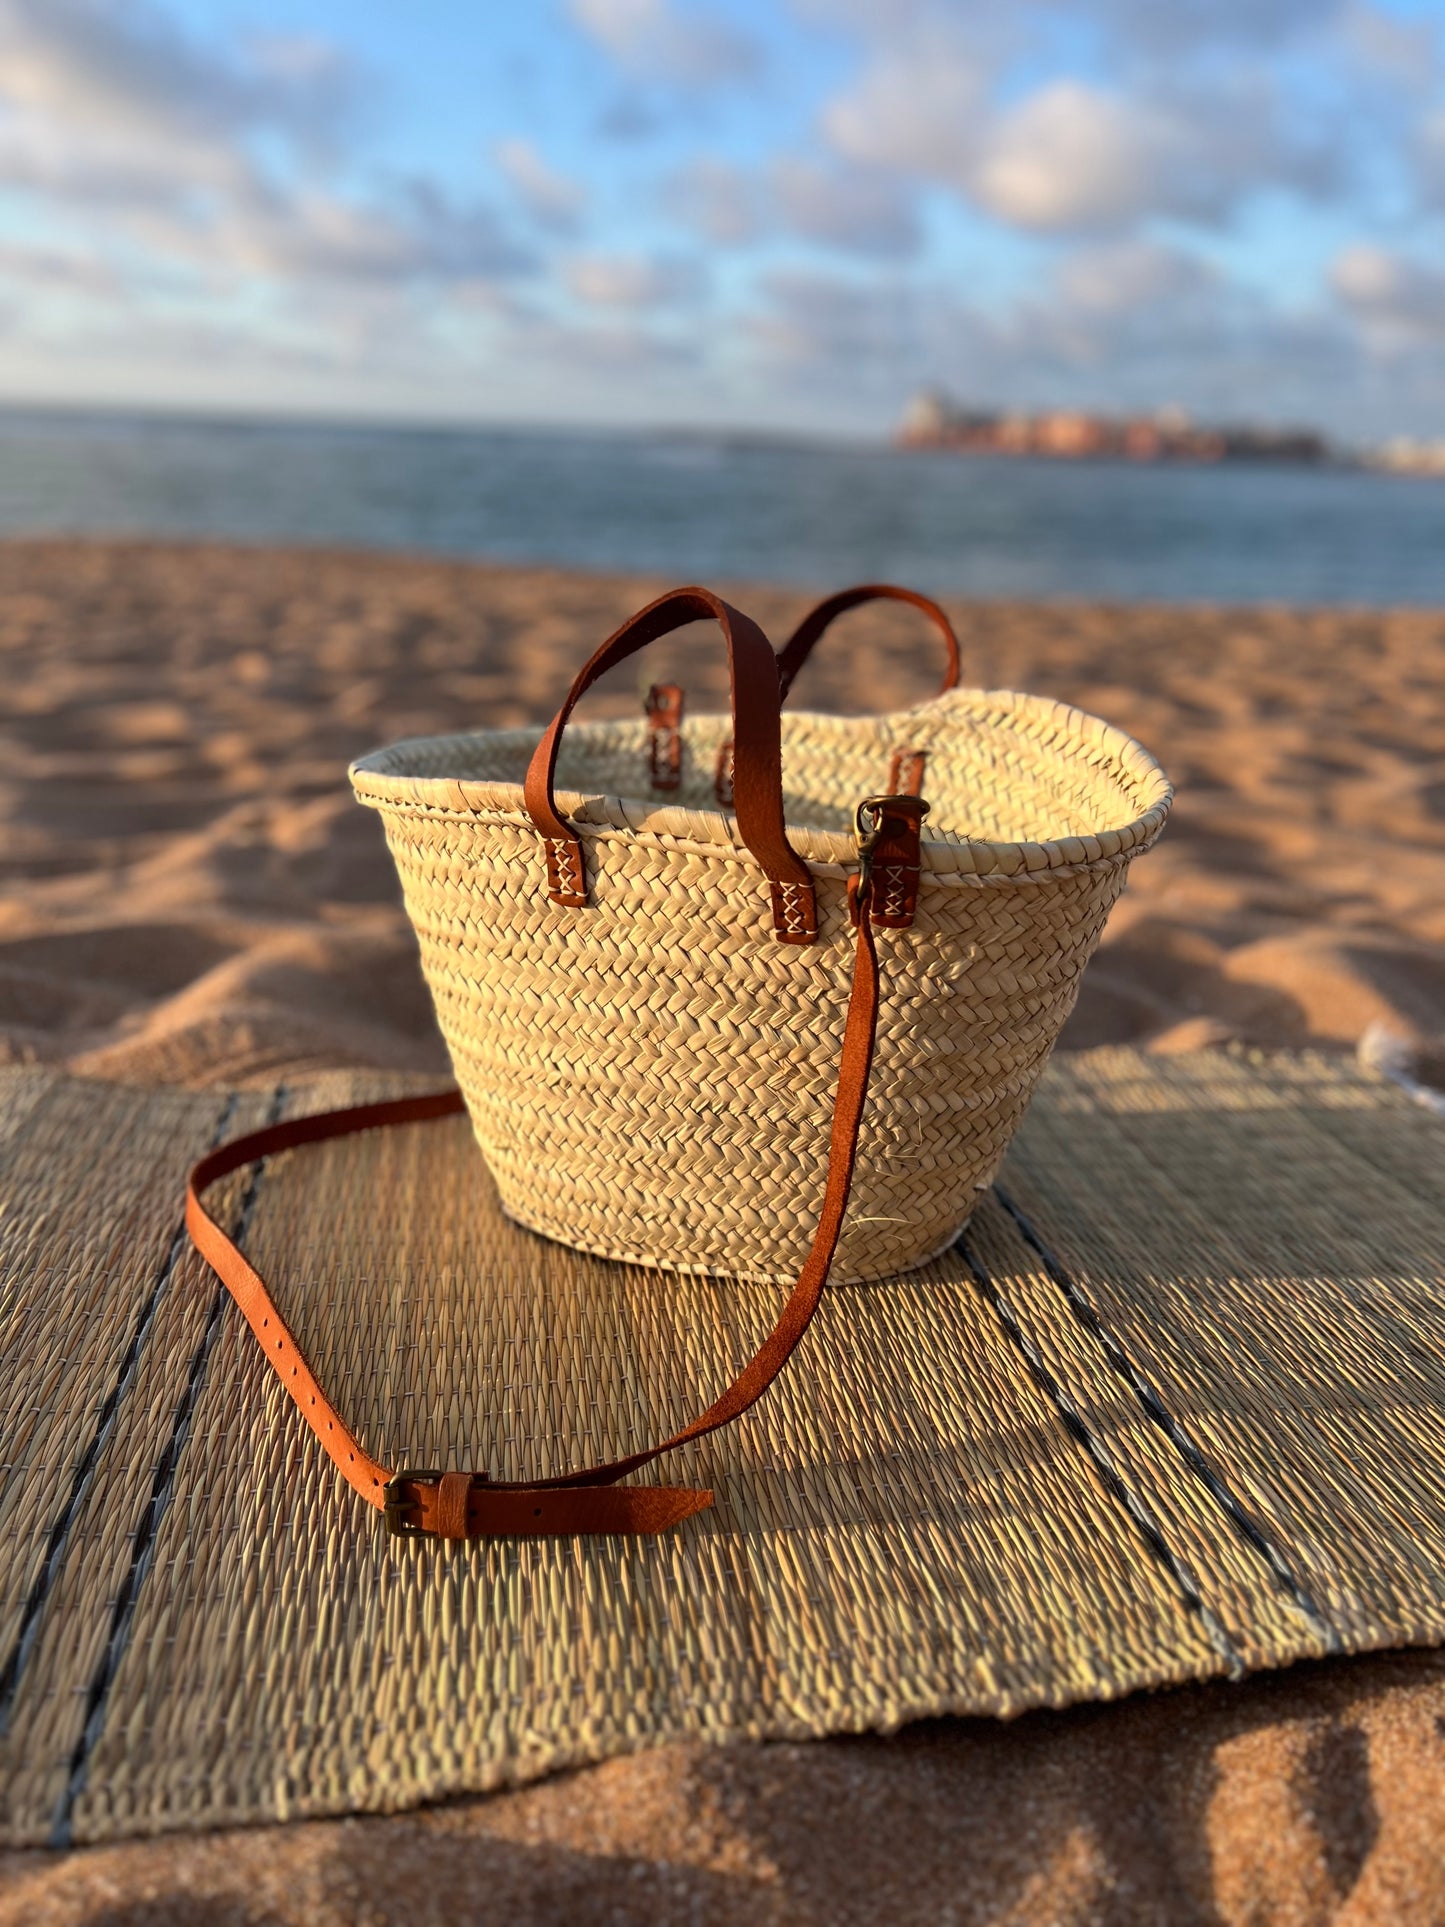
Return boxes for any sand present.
[1,539,1442,1922]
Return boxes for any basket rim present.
[350,684,1173,880]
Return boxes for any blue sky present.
[1,0,1444,440]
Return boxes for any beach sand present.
[1,539,1442,1922]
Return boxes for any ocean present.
[1,408,1442,607]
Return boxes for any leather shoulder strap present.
[186,841,913,1538]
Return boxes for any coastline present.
[4,423,1445,609]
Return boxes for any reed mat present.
[1,1047,1441,1848]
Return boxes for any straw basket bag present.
[349,585,1171,1289]
[188,582,1171,1539]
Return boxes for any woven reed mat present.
[2,1046,1443,1849]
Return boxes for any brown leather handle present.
[776,584,961,703]
[524,586,817,944]
[185,851,906,1539]
[711,585,960,807]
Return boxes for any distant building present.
[1217,425,1328,463]
[1035,411,1107,456]
[897,390,954,444]
[896,391,1331,466]
[898,390,1001,448]
[1122,419,1163,461]
[1369,436,1445,476]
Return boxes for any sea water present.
[1,408,1441,607]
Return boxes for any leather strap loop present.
[524,587,816,943]
[856,794,929,930]
[645,682,685,793]
[714,738,735,809]
[436,1469,473,1538]
[886,748,929,797]
[186,862,899,1539]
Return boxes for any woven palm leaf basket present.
[350,586,1172,1289]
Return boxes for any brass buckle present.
[382,1467,443,1539]
[854,793,930,887]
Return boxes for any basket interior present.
[358,691,1169,853]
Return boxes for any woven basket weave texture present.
[352,689,1171,1283]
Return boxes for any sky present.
[1,0,1444,441]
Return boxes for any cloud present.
[737,238,1357,435]
[744,269,927,391]
[663,157,760,244]
[566,251,704,308]
[1332,243,1445,346]
[0,240,121,296]
[664,154,920,257]
[515,315,702,373]
[973,83,1168,231]
[568,0,760,87]
[2,0,1441,438]
[593,92,662,140]
[769,158,921,258]
[0,0,353,150]
[803,0,1341,60]
[965,81,1313,234]
[214,180,537,286]
[822,25,988,184]
[1418,108,1445,207]
[22,159,536,295]
[1339,3,1441,86]
[0,0,354,214]
[0,114,220,207]
[1081,0,1340,58]
[0,0,533,300]
[999,240,1245,377]
[495,138,586,233]
[823,22,1339,236]
[1052,238,1216,318]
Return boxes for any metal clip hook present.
[854,792,930,890]
[852,793,930,927]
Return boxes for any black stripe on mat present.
[958,1228,1246,1679]
[993,1184,1339,1651]
[0,1095,239,1737]
[49,1087,286,1849]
